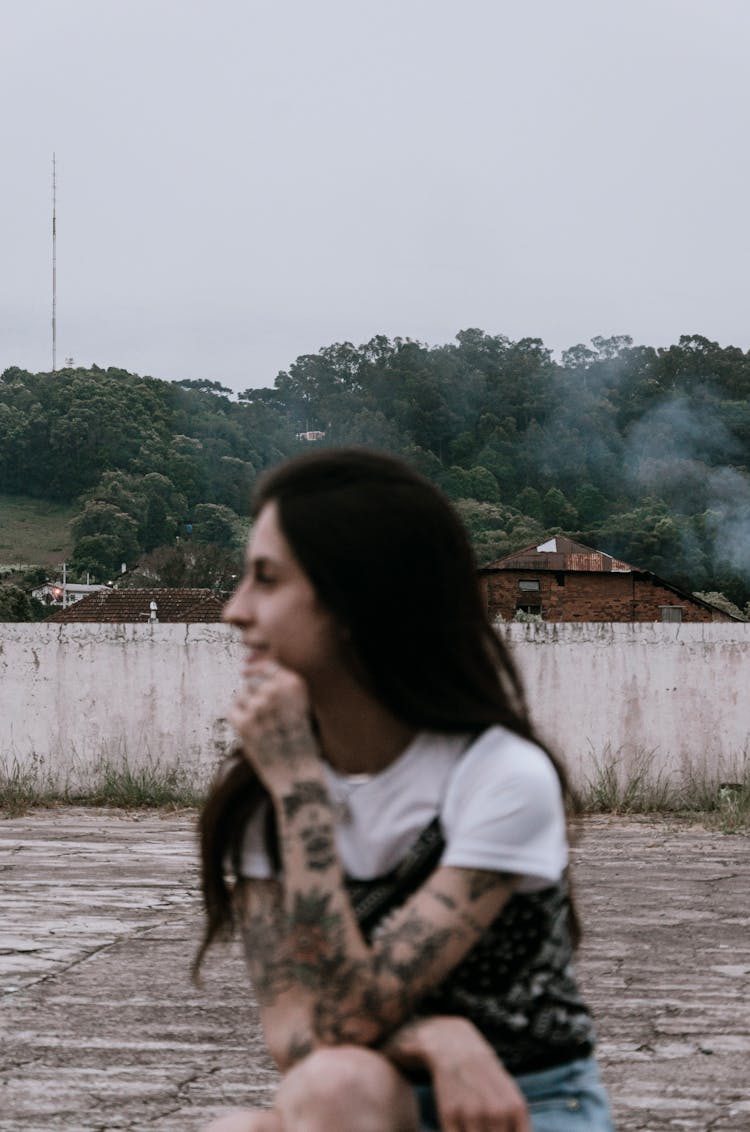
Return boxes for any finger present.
[244,658,281,676]
[243,660,283,691]
[508,1100,531,1132]
[432,1092,461,1132]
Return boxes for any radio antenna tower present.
[52,152,57,372]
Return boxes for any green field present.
[0,494,76,568]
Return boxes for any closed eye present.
[252,559,278,586]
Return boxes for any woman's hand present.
[227,661,320,792]
[384,1016,530,1132]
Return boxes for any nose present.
[222,577,253,626]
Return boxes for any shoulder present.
[448,725,562,801]
[441,726,567,889]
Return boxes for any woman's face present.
[222,501,346,687]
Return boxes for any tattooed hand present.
[227,662,320,791]
[385,1016,531,1132]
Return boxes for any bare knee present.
[278,1047,419,1132]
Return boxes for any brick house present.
[46,588,225,623]
[479,536,738,623]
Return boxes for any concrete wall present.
[1,622,748,790]
[0,623,242,791]
[498,622,749,787]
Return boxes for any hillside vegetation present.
[0,495,75,568]
[1,330,749,608]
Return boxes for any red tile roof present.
[46,588,225,623]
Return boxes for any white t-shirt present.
[238,725,567,894]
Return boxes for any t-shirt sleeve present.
[440,727,567,891]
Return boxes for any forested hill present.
[1,329,749,607]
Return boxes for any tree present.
[191,503,240,549]
[130,543,242,591]
[468,466,501,503]
[174,379,233,396]
[594,502,703,586]
[541,488,578,530]
[574,483,609,525]
[70,502,141,578]
[514,487,544,522]
[453,500,545,565]
[590,335,633,360]
[70,535,126,581]
[142,494,169,552]
[0,584,50,621]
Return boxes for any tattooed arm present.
[234,878,317,1070]
[236,872,521,1122]
[236,781,516,1051]
[229,666,517,1050]
[277,802,516,1045]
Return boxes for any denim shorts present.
[414,1056,615,1131]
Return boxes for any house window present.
[660,606,683,623]
[518,580,540,592]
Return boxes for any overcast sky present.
[3,0,750,393]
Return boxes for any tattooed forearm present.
[373,910,454,985]
[424,883,483,935]
[311,913,456,1045]
[283,889,346,980]
[468,869,516,901]
[239,891,293,1005]
[239,884,349,1003]
[299,818,337,871]
[239,846,516,1051]
[426,886,456,912]
[282,780,331,820]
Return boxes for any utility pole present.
[52,153,57,373]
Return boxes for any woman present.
[197,448,614,1132]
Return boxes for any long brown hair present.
[195,448,578,973]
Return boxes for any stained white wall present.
[1,622,747,790]
[499,622,749,787]
[0,623,242,790]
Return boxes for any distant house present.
[32,582,109,608]
[46,588,225,624]
[479,536,739,623]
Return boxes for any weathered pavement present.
[1,810,748,1131]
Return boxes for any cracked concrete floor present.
[1,810,748,1131]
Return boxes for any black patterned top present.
[345,817,595,1075]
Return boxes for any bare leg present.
[203,1108,282,1132]
[276,1046,421,1132]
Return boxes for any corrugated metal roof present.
[485,536,636,573]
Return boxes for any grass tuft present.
[577,743,671,814]
[576,743,750,832]
[0,754,58,816]
[0,751,207,816]
[77,757,206,810]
